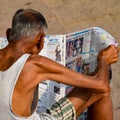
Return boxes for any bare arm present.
[35,55,105,91]
[33,45,119,93]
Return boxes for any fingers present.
[107,47,119,64]
[98,45,119,64]
[109,45,119,54]
[109,45,120,53]
[108,57,119,64]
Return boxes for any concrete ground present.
[0,0,120,119]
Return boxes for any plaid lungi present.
[47,97,76,120]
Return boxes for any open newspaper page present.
[38,35,66,112]
[65,27,117,119]
[0,37,8,49]
[65,29,92,120]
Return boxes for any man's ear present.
[6,28,11,41]
[36,33,45,50]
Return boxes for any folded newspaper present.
[0,27,118,120]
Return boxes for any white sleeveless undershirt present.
[0,54,55,120]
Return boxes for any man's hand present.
[98,45,119,65]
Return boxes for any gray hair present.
[9,9,48,41]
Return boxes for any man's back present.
[0,50,56,119]
[0,54,35,119]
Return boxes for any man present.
[0,9,119,120]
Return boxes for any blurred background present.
[0,0,120,119]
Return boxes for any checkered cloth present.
[47,97,76,120]
[77,111,87,120]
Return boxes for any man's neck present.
[0,44,26,71]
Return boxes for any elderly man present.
[0,9,119,120]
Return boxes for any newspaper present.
[39,27,118,120]
[0,27,118,120]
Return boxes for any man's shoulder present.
[27,54,50,67]
[27,54,57,70]
[28,54,47,63]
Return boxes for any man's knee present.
[93,89,111,101]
